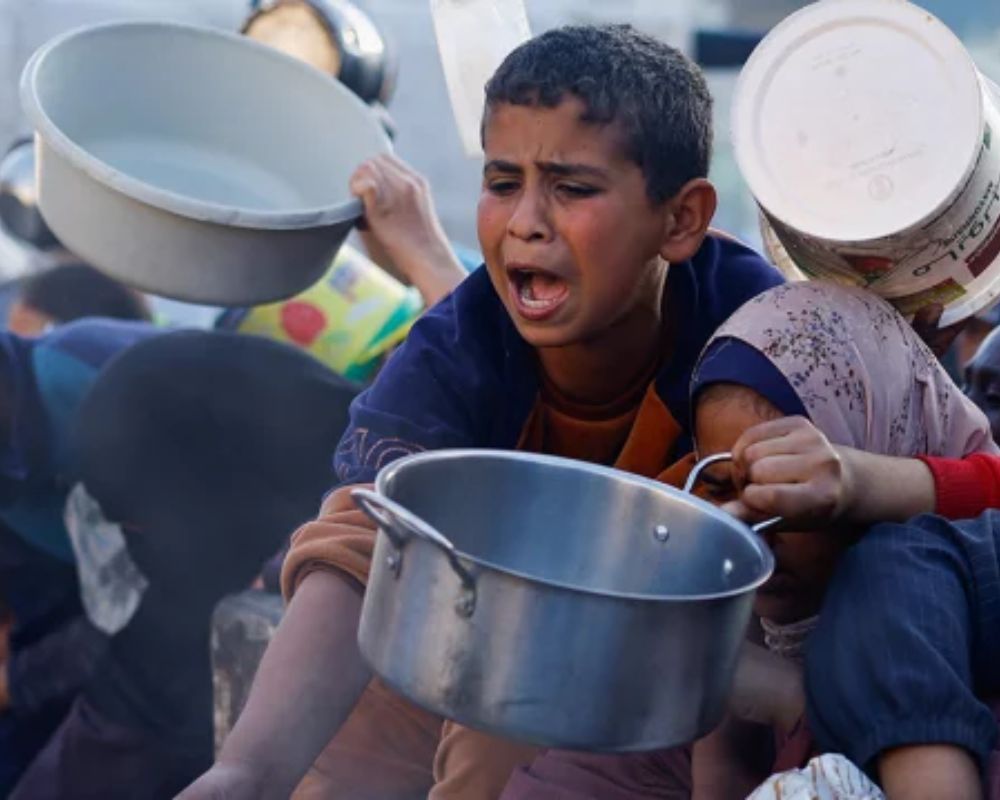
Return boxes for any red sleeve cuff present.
[918,454,1000,519]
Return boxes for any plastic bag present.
[64,483,148,636]
[430,0,531,157]
[748,754,885,800]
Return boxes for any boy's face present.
[478,99,671,348]
[695,386,848,625]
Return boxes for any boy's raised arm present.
[178,569,371,799]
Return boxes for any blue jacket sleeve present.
[333,268,537,486]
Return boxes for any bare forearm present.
[840,448,936,525]
[215,571,371,796]
[360,228,465,308]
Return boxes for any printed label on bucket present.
[765,88,1000,324]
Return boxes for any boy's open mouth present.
[507,266,570,321]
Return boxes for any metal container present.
[20,21,391,306]
[353,450,774,752]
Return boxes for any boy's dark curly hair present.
[484,24,713,204]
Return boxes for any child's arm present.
[178,570,371,799]
[350,154,468,307]
[718,416,998,526]
[879,746,983,800]
[180,485,380,799]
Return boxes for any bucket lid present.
[733,0,984,244]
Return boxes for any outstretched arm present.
[178,570,371,799]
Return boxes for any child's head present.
[7,263,151,336]
[693,382,848,624]
[691,282,995,625]
[477,25,717,348]
[964,325,1000,443]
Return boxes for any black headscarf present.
[73,329,358,603]
[10,330,360,800]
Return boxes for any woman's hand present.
[722,417,936,527]
[349,154,466,307]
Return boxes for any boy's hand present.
[349,154,466,306]
[721,416,855,528]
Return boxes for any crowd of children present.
[178,23,1000,800]
[2,14,1000,800]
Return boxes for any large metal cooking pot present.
[20,22,391,306]
[352,450,775,752]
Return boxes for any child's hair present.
[18,263,151,324]
[483,24,713,204]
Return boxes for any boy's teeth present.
[518,272,564,307]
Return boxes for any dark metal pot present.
[353,450,774,752]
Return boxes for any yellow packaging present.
[235,245,422,381]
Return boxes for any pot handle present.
[683,452,783,535]
[351,488,477,615]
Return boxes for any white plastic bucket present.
[733,0,1000,326]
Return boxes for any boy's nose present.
[507,190,551,242]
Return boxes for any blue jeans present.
[805,511,1000,771]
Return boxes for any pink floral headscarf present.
[701,282,997,459]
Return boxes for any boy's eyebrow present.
[484,159,523,174]
[537,161,609,180]
[483,159,610,179]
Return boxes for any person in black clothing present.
[0,320,157,793]
[7,263,152,337]
[12,330,358,799]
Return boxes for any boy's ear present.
[658,179,718,263]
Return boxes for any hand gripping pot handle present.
[683,453,782,535]
[351,488,477,616]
